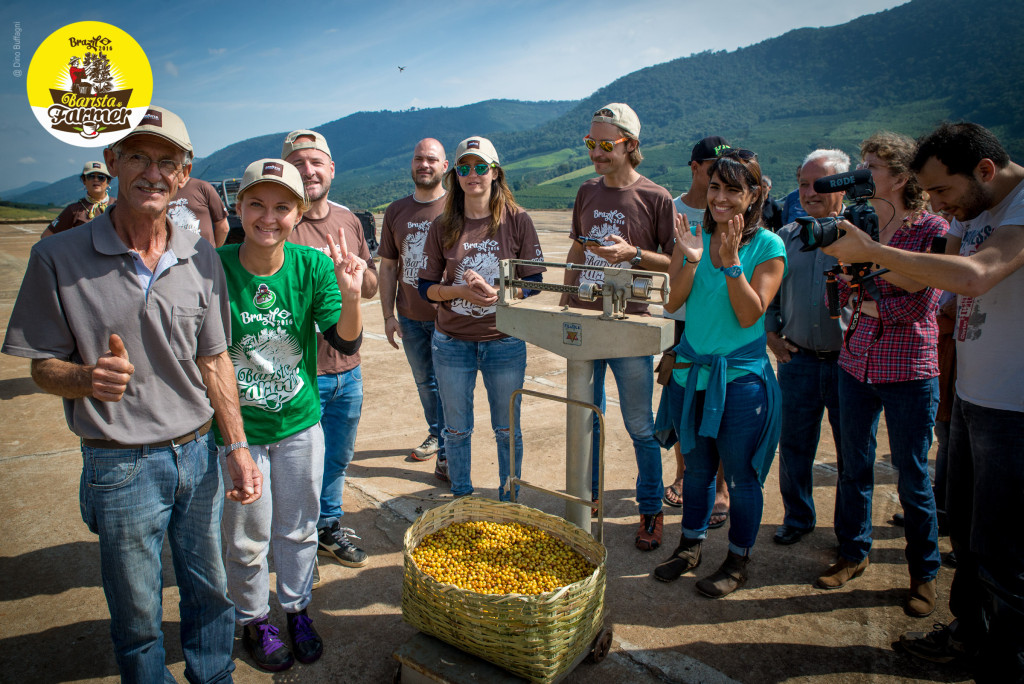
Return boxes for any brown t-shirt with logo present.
[379,194,444,322]
[288,201,377,374]
[567,176,676,315]
[169,178,228,246]
[419,209,545,342]
[50,196,113,234]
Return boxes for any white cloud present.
[165,61,179,77]
[208,47,226,55]
[18,157,36,164]
[324,28,337,34]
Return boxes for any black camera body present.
[796,169,879,251]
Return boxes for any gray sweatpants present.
[220,423,324,624]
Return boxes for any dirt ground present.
[0,214,968,683]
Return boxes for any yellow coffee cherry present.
[411,521,596,595]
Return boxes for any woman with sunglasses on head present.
[216,159,365,672]
[653,149,786,598]
[817,131,946,618]
[418,136,545,500]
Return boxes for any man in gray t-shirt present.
[2,106,260,681]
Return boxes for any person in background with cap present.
[216,158,365,672]
[169,176,230,246]
[662,135,732,525]
[417,135,545,500]
[378,138,450,479]
[40,160,114,238]
[282,129,378,570]
[559,103,676,551]
[3,106,261,682]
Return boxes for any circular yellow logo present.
[26,21,153,147]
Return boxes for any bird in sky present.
[397,66,406,72]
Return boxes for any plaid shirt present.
[836,212,948,383]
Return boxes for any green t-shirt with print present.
[214,242,342,445]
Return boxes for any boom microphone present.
[813,169,873,194]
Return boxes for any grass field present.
[0,205,60,222]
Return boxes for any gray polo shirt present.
[765,221,846,352]
[2,208,230,443]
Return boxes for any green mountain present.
[15,0,1023,210]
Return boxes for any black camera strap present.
[844,277,884,355]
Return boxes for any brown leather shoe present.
[635,512,663,551]
[653,536,702,582]
[816,556,869,589]
[906,578,937,617]
[696,551,750,598]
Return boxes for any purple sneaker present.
[242,616,294,672]
[287,608,323,664]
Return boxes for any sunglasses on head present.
[583,135,629,152]
[719,148,757,161]
[85,173,109,181]
[455,162,496,177]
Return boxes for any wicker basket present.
[402,496,607,683]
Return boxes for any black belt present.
[793,344,840,361]
[82,418,213,450]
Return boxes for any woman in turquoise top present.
[653,150,786,598]
[217,159,365,673]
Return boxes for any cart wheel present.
[589,627,613,663]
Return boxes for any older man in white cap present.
[560,103,676,551]
[282,129,378,569]
[3,106,261,681]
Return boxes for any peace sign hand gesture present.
[327,229,366,299]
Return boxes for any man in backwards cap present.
[561,103,676,551]
[282,129,378,569]
[3,106,261,681]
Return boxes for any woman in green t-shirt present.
[217,159,365,673]
[653,150,786,598]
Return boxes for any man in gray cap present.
[3,106,261,682]
[283,129,378,569]
[41,160,114,238]
[560,103,676,551]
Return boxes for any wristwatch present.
[227,440,249,453]
[630,247,643,266]
[719,265,743,278]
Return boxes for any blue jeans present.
[946,397,1024,681]
[669,374,768,554]
[431,331,525,500]
[777,352,844,531]
[317,366,363,526]
[590,356,664,514]
[399,314,445,457]
[79,432,234,683]
[835,370,940,581]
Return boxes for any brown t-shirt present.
[420,209,545,341]
[49,196,113,234]
[567,176,676,315]
[288,202,377,374]
[169,178,228,246]
[378,194,444,322]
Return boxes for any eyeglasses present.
[583,136,629,152]
[455,163,495,177]
[118,153,183,176]
[85,173,109,182]
[720,148,757,161]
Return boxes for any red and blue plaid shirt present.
[836,211,948,384]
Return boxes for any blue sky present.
[0,0,907,193]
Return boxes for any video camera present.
[794,169,885,320]
[796,169,879,250]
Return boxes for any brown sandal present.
[663,482,683,507]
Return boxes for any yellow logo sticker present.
[26,21,152,147]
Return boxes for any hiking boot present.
[816,556,869,589]
[286,608,323,665]
[906,578,937,618]
[318,522,368,567]
[653,536,702,582]
[897,623,974,663]
[696,551,750,598]
[411,435,439,461]
[242,616,294,672]
[635,512,663,551]
[434,458,450,483]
